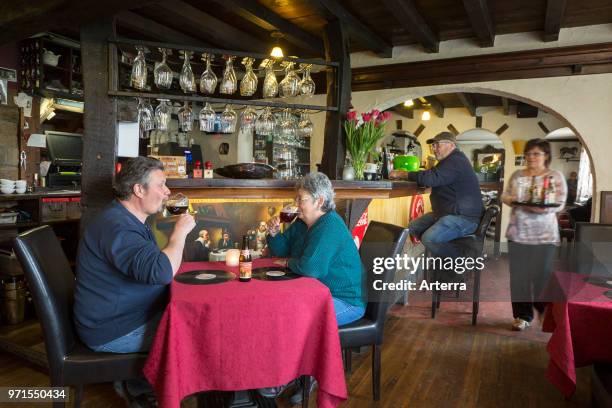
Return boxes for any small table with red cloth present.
[543,271,612,398]
[143,259,347,408]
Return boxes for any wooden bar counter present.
[166,178,424,200]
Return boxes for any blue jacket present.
[267,211,364,307]
[409,149,484,222]
[74,200,172,347]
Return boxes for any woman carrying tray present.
[501,138,568,331]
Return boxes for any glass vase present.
[351,155,367,181]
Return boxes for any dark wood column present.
[80,17,118,229]
[320,18,351,180]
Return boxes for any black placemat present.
[174,269,235,285]
[512,201,561,208]
[583,276,612,289]
[252,266,301,281]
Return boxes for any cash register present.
[45,131,82,188]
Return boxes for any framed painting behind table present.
[600,191,612,223]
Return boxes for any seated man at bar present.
[390,132,484,256]
[73,157,195,403]
[262,172,364,404]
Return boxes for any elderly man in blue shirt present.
[391,132,484,256]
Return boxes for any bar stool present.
[430,205,499,325]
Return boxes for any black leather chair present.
[338,221,410,401]
[430,205,500,325]
[591,363,612,408]
[13,226,148,407]
[574,222,612,275]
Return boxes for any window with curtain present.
[576,147,593,203]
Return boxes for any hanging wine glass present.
[255,106,275,136]
[262,62,278,98]
[155,99,171,131]
[240,57,258,97]
[220,56,237,95]
[179,50,196,93]
[131,46,148,90]
[279,62,299,98]
[298,111,314,142]
[220,104,237,133]
[178,101,193,132]
[200,53,217,94]
[199,102,216,132]
[137,98,155,132]
[240,106,258,132]
[299,64,315,97]
[279,108,297,145]
[154,48,173,90]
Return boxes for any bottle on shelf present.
[193,160,203,178]
[239,235,252,282]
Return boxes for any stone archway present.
[350,84,597,221]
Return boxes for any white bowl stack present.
[0,179,27,194]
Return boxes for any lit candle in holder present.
[225,249,240,267]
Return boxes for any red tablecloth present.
[143,259,347,408]
[543,271,612,397]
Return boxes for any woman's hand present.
[267,216,281,236]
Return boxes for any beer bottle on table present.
[541,175,550,204]
[239,235,252,282]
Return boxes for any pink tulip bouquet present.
[344,109,392,180]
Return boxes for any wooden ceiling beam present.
[316,0,393,58]
[208,0,324,56]
[392,105,414,119]
[422,96,444,118]
[351,42,612,92]
[544,0,568,42]
[115,10,206,47]
[457,92,477,117]
[0,0,158,46]
[501,97,510,115]
[462,0,495,47]
[154,0,268,52]
[381,0,439,53]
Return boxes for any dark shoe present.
[257,380,295,398]
[290,377,317,405]
[129,393,158,408]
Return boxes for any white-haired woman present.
[267,172,365,324]
[262,172,365,403]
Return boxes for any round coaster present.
[175,269,235,285]
[252,266,300,281]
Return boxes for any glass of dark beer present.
[279,205,298,223]
[165,193,190,215]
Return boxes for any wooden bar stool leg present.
[302,375,311,408]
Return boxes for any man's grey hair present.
[113,157,164,200]
[296,172,336,212]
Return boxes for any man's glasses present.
[295,196,312,204]
[431,141,450,149]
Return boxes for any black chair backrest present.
[574,222,612,275]
[474,205,500,240]
[13,226,77,378]
[360,221,410,324]
[575,222,612,243]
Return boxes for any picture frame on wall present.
[514,155,525,166]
